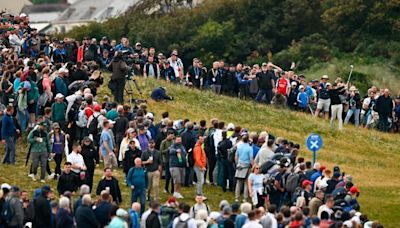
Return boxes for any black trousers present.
[112,79,126,104]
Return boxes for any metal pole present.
[312,150,316,165]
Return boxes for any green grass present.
[1,76,400,227]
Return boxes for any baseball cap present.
[58,68,69,74]
[1,183,11,190]
[349,186,360,194]
[20,13,27,18]
[227,123,235,130]
[42,185,53,192]
[320,166,326,172]
[302,180,313,188]
[321,75,329,79]
[299,85,305,90]
[167,196,177,204]
[326,82,332,87]
[145,112,154,119]
[291,81,297,86]
[94,104,102,112]
[55,93,64,99]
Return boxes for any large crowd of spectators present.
[0,11,387,228]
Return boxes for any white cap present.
[108,120,116,125]
[299,85,305,90]
[291,81,297,86]
[116,208,128,217]
[227,123,235,130]
[58,68,69,74]
[326,82,332,87]
[209,211,221,220]
[55,93,64,99]
[1,48,9,53]
[1,183,11,190]
[145,112,154,119]
[20,13,27,18]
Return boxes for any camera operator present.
[108,51,128,104]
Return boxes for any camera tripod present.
[125,77,146,106]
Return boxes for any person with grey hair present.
[56,197,74,228]
[73,184,90,214]
[75,194,99,228]
[235,202,252,228]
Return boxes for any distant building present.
[52,0,139,33]
[2,0,33,15]
[21,3,69,32]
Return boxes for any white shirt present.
[242,220,262,228]
[140,209,152,228]
[213,129,223,154]
[172,213,197,228]
[267,212,278,228]
[67,151,85,173]
[317,205,334,219]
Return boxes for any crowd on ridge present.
[0,11,387,228]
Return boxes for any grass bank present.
[1,77,399,227]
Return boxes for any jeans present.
[32,152,48,180]
[256,89,273,104]
[17,109,29,132]
[147,170,160,201]
[131,188,146,215]
[345,108,361,127]
[330,104,343,130]
[193,166,205,195]
[3,136,16,164]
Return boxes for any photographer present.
[108,51,128,104]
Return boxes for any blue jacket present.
[129,209,140,228]
[94,201,112,227]
[151,87,170,101]
[1,114,16,139]
[127,167,147,190]
[168,143,187,168]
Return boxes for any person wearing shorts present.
[168,136,186,199]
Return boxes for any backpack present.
[175,217,190,228]
[1,198,14,225]
[204,131,215,154]
[76,107,90,128]
[291,187,304,205]
[227,147,236,163]
[37,78,44,94]
[285,172,301,193]
[88,114,101,136]
[191,204,210,219]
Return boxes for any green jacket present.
[51,102,66,122]
[159,138,173,164]
[27,128,51,153]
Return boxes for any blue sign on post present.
[306,134,323,165]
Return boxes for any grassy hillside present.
[1,77,399,227]
[120,78,400,226]
[301,57,400,95]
